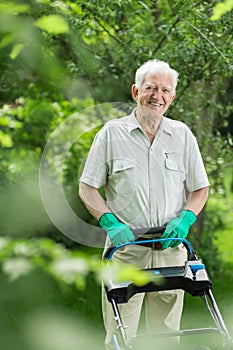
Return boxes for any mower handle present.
[103,226,195,261]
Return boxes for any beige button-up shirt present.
[80,111,209,229]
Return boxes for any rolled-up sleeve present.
[79,130,108,189]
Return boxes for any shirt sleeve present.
[185,135,210,192]
[79,128,108,189]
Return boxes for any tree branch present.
[153,17,180,54]
[183,20,231,68]
[190,0,205,9]
[93,15,124,46]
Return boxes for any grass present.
[215,167,233,267]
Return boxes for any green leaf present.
[0,2,29,14]
[34,15,69,34]
[67,1,83,15]
[2,257,32,281]
[10,43,25,60]
[0,130,13,147]
[0,34,15,49]
[100,261,161,287]
[117,264,164,286]
[49,257,89,285]
[35,0,50,4]
[211,0,233,21]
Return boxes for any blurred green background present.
[0,0,232,349]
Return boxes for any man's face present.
[132,71,176,119]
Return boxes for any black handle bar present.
[132,226,166,236]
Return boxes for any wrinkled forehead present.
[143,71,173,88]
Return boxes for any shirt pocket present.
[112,158,136,173]
[165,152,185,171]
[165,152,186,183]
[110,158,137,193]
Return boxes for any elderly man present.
[79,59,209,349]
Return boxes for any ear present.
[131,84,138,102]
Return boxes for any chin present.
[140,105,162,118]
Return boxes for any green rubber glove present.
[161,210,197,249]
[99,213,134,246]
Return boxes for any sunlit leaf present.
[0,33,15,49]
[51,0,70,13]
[100,261,161,287]
[34,15,69,34]
[35,0,50,4]
[0,130,13,147]
[50,257,89,286]
[211,0,233,20]
[10,43,25,60]
[67,1,83,15]
[2,258,32,281]
[0,2,29,14]
[117,264,163,286]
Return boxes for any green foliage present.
[0,3,232,337]
[0,238,104,349]
[1,0,232,102]
[0,96,101,240]
[190,173,233,277]
[0,0,231,255]
[0,1,29,14]
[0,236,153,290]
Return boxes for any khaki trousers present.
[102,244,187,350]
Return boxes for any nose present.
[151,88,163,99]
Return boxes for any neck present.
[135,108,162,137]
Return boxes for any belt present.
[135,237,162,250]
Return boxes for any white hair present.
[135,59,179,93]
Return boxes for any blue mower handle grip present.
[103,226,195,261]
[106,238,193,261]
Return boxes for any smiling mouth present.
[148,102,163,107]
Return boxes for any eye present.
[145,86,157,92]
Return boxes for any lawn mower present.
[104,227,233,350]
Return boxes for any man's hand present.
[161,210,197,249]
[99,213,135,246]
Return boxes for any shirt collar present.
[127,109,173,136]
[126,109,142,133]
[159,116,173,136]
